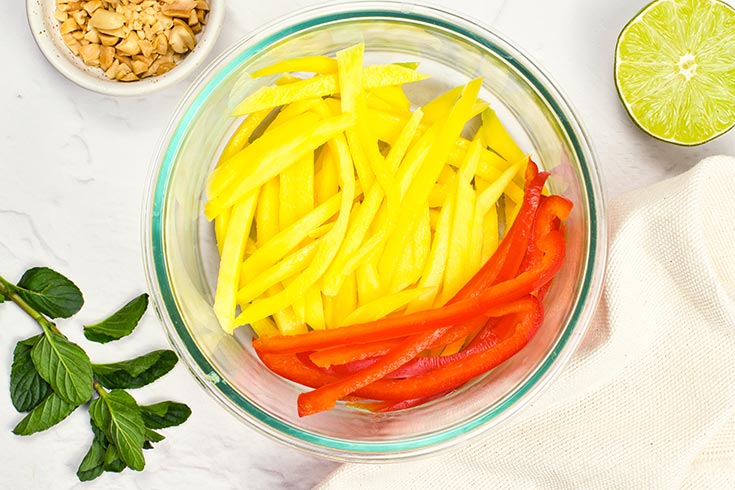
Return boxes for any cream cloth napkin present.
[317,155,735,489]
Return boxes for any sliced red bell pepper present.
[309,339,402,368]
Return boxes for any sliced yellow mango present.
[303,287,326,330]
[279,151,314,230]
[220,109,272,162]
[233,65,428,115]
[235,134,356,324]
[331,273,357,328]
[249,317,280,338]
[236,240,319,305]
[206,112,353,220]
[213,191,258,334]
[482,108,525,161]
[240,191,342,283]
[341,287,426,326]
[255,176,280,245]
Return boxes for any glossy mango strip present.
[437,136,481,305]
[481,206,500,264]
[239,192,342,284]
[233,65,428,115]
[337,43,376,192]
[331,273,357,328]
[256,176,280,245]
[340,287,426,326]
[279,151,314,230]
[235,134,356,324]
[208,111,318,201]
[406,180,455,313]
[251,55,338,77]
[213,191,258,334]
[214,207,231,255]
[250,317,280,338]
[206,113,354,219]
[315,146,339,205]
[220,109,272,162]
[355,261,382,307]
[303,287,326,331]
[378,79,482,285]
[482,108,525,161]
[236,240,319,305]
[389,206,431,293]
[369,85,412,112]
[321,108,424,296]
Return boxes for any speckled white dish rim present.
[25,0,225,96]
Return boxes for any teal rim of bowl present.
[150,5,601,455]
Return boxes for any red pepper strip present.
[253,293,538,355]
[309,339,403,368]
[494,168,549,283]
[519,195,573,274]
[327,316,490,375]
[259,298,540,405]
[297,323,456,415]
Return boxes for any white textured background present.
[1,0,733,489]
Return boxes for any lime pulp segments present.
[615,0,735,145]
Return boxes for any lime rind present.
[615,0,735,146]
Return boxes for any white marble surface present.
[1,0,733,489]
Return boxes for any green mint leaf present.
[0,291,6,302]
[15,267,83,319]
[84,294,149,344]
[10,336,53,412]
[13,392,79,435]
[31,331,93,405]
[139,401,192,429]
[77,439,107,481]
[103,444,127,473]
[144,428,165,444]
[90,390,146,471]
[93,350,178,390]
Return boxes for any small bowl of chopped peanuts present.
[26,0,224,95]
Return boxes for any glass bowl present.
[143,1,606,461]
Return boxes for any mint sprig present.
[0,268,190,482]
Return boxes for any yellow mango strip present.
[273,305,308,335]
[475,159,525,221]
[240,192,342,282]
[321,109,424,295]
[505,197,520,230]
[331,273,357,328]
[255,177,280,245]
[482,108,525,161]
[356,261,382,306]
[303,287,326,330]
[337,43,376,191]
[275,74,302,85]
[207,111,319,204]
[214,207,231,255]
[250,317,280,338]
[369,85,412,112]
[436,136,481,306]
[307,223,333,239]
[322,294,337,331]
[232,64,428,115]
[236,240,319,305]
[251,55,338,77]
[406,193,454,313]
[235,134,356,325]
[220,109,272,162]
[365,91,401,114]
[279,151,314,230]
[213,191,258,334]
[206,112,354,220]
[422,86,462,123]
[269,98,323,129]
[292,296,306,325]
[378,79,482,284]
[315,146,339,205]
[429,208,441,229]
[389,206,431,293]
[340,287,426,326]
[245,237,257,255]
[428,183,450,208]
[481,206,499,264]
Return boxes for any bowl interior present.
[148,5,602,459]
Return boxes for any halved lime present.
[615,0,735,146]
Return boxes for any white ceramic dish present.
[26,0,225,96]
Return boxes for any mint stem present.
[0,275,59,333]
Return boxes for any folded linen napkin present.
[317,155,735,489]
